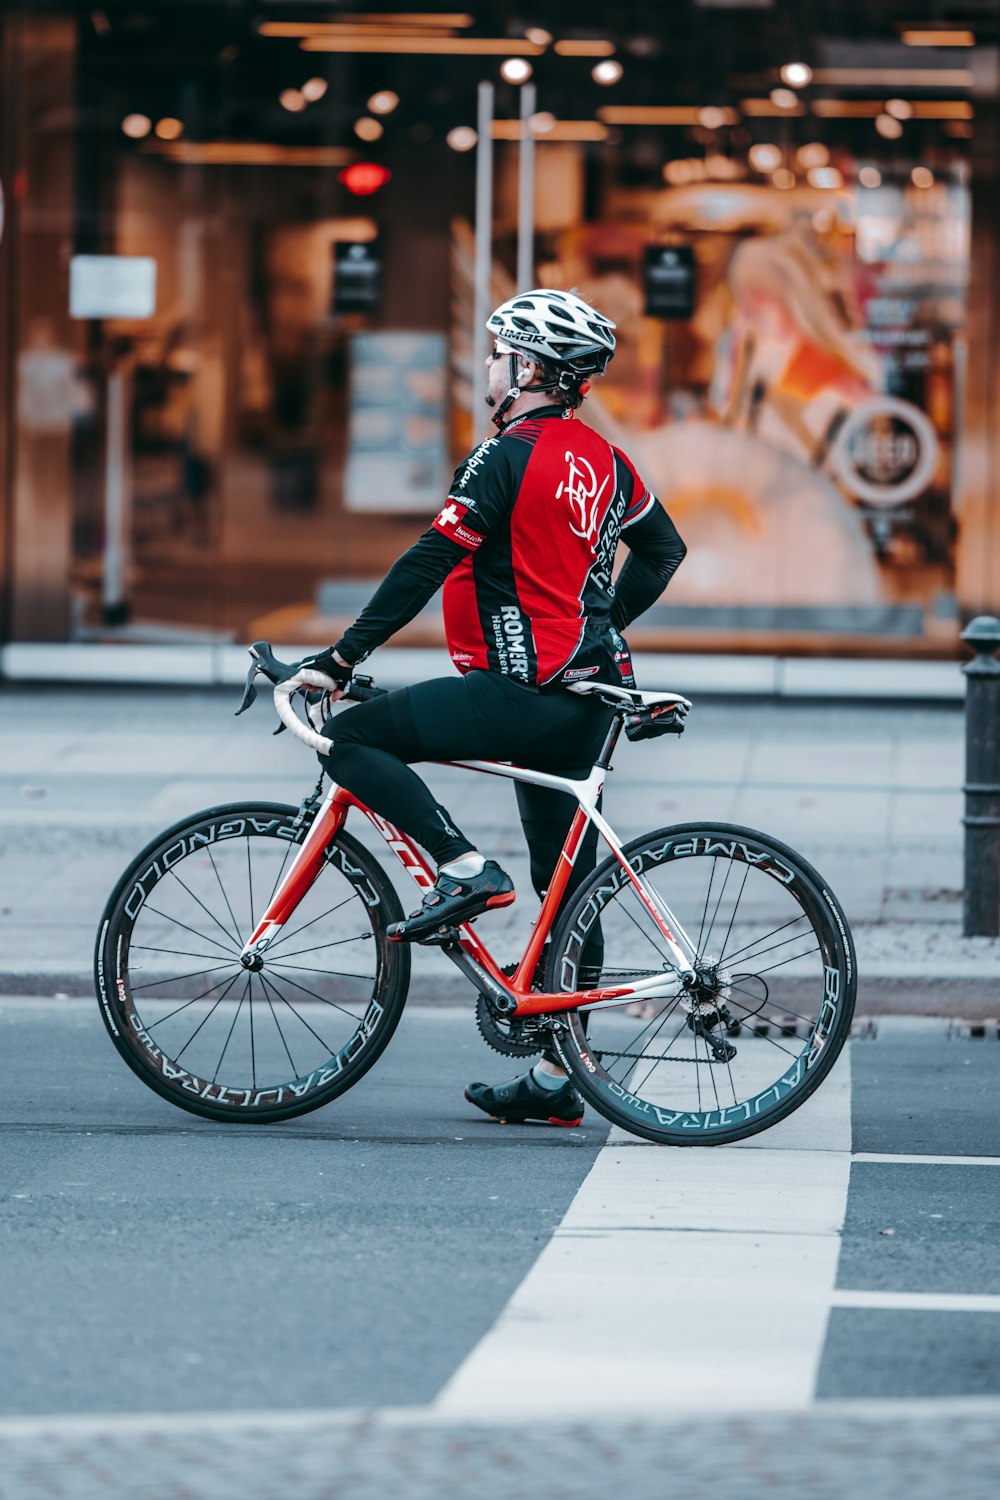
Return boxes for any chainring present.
[475,994,550,1057]
[475,963,550,1058]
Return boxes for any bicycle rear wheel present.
[546,822,855,1146]
[95,802,410,1123]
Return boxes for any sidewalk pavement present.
[0,655,997,1016]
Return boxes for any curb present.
[3,972,998,1018]
[0,643,966,702]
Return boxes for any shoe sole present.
[464,1089,582,1128]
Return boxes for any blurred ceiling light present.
[338,11,473,22]
[368,90,399,114]
[811,67,972,86]
[592,59,624,85]
[900,29,974,47]
[301,36,543,54]
[796,142,829,168]
[154,117,184,140]
[911,165,935,188]
[771,167,796,189]
[780,62,813,88]
[697,106,728,129]
[742,97,805,116]
[91,10,111,35]
[770,88,799,110]
[524,27,552,46]
[663,158,703,186]
[500,57,533,83]
[301,77,328,102]
[492,119,609,141]
[706,153,743,180]
[446,125,478,151]
[121,113,152,138]
[354,115,384,141]
[811,98,972,119]
[279,88,307,112]
[145,142,354,166]
[529,111,557,135]
[858,166,882,188]
[807,165,843,189]
[875,113,904,139]
[599,105,738,125]
[553,39,615,56]
[885,98,913,120]
[748,142,782,172]
[260,15,474,36]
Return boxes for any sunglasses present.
[488,340,517,361]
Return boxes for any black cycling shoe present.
[387,860,515,943]
[465,1070,585,1128]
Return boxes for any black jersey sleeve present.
[431,433,517,551]
[610,501,687,631]
[333,528,469,665]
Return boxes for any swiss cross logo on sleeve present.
[434,499,486,551]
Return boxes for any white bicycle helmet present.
[487,288,616,376]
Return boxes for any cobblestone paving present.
[1,1407,998,1500]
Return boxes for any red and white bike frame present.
[240,751,699,1018]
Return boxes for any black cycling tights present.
[321,667,612,895]
[321,672,611,1066]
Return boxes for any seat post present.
[595,712,625,771]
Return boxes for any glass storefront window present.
[1,3,996,654]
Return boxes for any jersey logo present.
[435,500,485,550]
[556,450,611,544]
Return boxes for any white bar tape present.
[273,668,340,754]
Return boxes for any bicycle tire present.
[545,822,856,1146]
[95,801,410,1123]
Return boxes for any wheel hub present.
[240,952,265,972]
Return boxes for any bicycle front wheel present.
[95,802,410,1123]
[546,822,856,1146]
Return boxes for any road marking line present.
[852,1153,1000,1167]
[831,1291,1000,1313]
[435,1051,852,1417]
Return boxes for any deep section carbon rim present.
[95,803,409,1121]
[548,822,856,1145]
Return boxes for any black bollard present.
[961,616,1000,937]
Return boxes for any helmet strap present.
[489,352,525,429]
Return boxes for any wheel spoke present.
[173,973,241,1059]
[261,966,368,1023]
[145,969,243,1030]
[131,962,234,993]
[212,979,249,1082]
[263,893,356,954]
[259,971,344,1057]
[207,846,243,946]
[142,904,237,957]
[167,865,242,952]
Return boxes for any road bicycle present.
[94,643,857,1146]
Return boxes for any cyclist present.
[302,288,686,1126]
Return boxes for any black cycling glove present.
[298,646,354,688]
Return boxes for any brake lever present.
[235,657,260,716]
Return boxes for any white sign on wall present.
[69,255,157,319]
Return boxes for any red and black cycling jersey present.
[335,405,686,687]
[434,407,658,685]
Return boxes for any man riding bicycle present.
[302,289,686,1127]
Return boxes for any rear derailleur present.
[682,959,738,1064]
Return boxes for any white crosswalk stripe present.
[436,1050,853,1416]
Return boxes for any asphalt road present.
[2,1002,998,1417]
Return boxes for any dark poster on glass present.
[333,239,382,314]
[644,244,695,320]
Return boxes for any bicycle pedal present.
[418,925,461,947]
